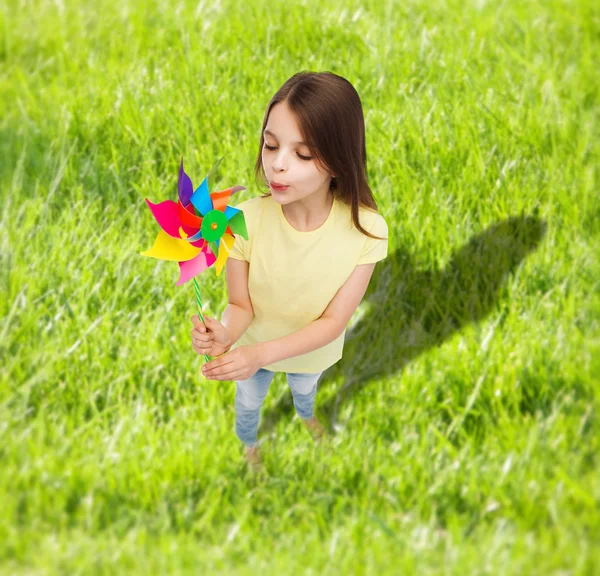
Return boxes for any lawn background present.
[1,0,599,573]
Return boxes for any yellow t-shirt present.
[228,193,388,373]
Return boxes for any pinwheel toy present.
[140,157,248,362]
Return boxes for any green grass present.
[1,0,599,573]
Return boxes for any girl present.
[190,71,388,471]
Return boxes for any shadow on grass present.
[259,213,547,436]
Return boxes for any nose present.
[272,149,288,173]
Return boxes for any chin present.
[270,190,292,204]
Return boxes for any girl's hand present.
[202,345,264,381]
[190,314,231,358]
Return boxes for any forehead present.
[264,102,306,144]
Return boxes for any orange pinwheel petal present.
[210,188,234,212]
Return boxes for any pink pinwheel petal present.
[176,246,216,285]
[145,198,184,239]
[190,237,206,248]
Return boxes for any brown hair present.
[254,71,385,240]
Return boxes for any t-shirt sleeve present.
[228,231,248,261]
[357,214,388,265]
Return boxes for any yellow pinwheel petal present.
[140,229,201,262]
[214,233,235,276]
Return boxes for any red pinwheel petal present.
[178,199,203,227]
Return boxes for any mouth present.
[269,181,289,192]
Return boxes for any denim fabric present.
[234,368,322,447]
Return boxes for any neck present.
[281,189,334,232]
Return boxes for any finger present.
[205,369,241,381]
[204,354,236,372]
[192,330,213,342]
[192,326,213,338]
[203,362,240,379]
[215,369,246,381]
[193,338,213,350]
[192,315,207,332]
[193,344,208,355]
[194,341,213,354]
[192,332,213,345]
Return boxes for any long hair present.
[254,71,385,240]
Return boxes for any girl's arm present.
[221,258,255,350]
[220,303,254,350]
[256,263,377,366]
[201,263,378,381]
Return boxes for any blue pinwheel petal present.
[224,206,240,219]
[190,175,214,216]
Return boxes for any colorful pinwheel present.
[140,157,248,362]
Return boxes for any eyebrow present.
[263,129,307,146]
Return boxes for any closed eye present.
[264,143,312,161]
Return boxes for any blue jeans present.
[235,368,323,448]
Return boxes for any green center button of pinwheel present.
[201,209,228,242]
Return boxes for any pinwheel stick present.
[141,157,248,367]
[193,277,212,363]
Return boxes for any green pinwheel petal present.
[228,211,248,240]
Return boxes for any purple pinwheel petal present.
[178,158,194,207]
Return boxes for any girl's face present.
[262,101,333,205]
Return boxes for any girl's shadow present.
[259,213,547,435]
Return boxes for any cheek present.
[303,164,328,185]
[261,150,270,171]
[314,160,331,179]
